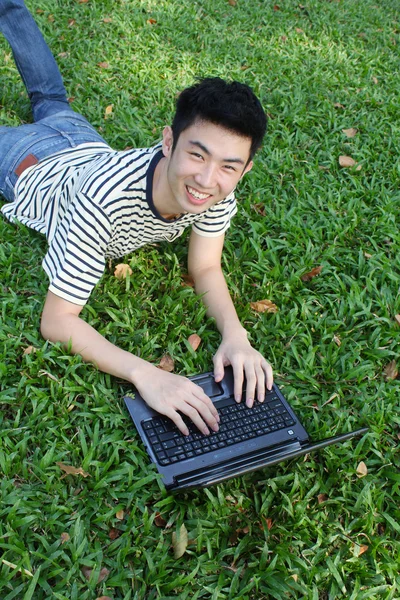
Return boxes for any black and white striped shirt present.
[2,142,237,305]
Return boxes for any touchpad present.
[196,376,223,398]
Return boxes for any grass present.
[1,0,399,598]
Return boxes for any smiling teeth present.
[187,186,210,200]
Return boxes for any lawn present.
[0,0,399,598]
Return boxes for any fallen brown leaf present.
[281,35,288,42]
[82,567,110,583]
[147,18,157,24]
[188,334,201,351]
[103,17,113,23]
[273,4,280,10]
[333,335,341,347]
[23,345,37,355]
[250,299,278,313]
[68,18,76,26]
[154,512,167,527]
[104,104,113,118]
[339,155,357,168]
[38,369,59,382]
[358,544,369,556]
[251,202,266,216]
[96,597,113,600]
[364,252,372,259]
[158,354,175,372]
[78,0,89,3]
[384,359,398,380]
[395,315,400,326]
[116,509,124,520]
[317,493,328,504]
[295,27,304,33]
[262,516,273,530]
[109,527,122,540]
[301,266,323,281]
[48,14,55,22]
[342,127,358,138]
[228,0,236,5]
[172,523,188,558]
[114,263,132,279]
[98,61,110,69]
[182,273,195,287]
[372,76,378,84]
[334,102,345,109]
[356,461,368,478]
[60,532,70,544]
[291,574,299,582]
[56,462,90,478]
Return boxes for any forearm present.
[191,265,248,340]
[41,309,149,384]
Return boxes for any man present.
[0,0,273,436]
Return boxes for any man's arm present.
[40,291,219,435]
[188,230,273,406]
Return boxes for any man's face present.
[160,120,253,215]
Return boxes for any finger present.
[263,361,274,390]
[232,362,245,403]
[178,400,212,435]
[213,353,225,383]
[162,407,190,436]
[255,365,266,403]
[188,393,219,431]
[193,386,220,422]
[244,366,257,408]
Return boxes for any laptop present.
[124,367,368,490]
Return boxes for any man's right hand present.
[134,365,220,436]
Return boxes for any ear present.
[240,160,253,179]
[162,126,174,158]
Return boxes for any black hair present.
[171,77,267,162]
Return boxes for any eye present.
[224,164,237,172]
[190,152,203,160]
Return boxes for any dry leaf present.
[342,127,358,138]
[56,462,90,478]
[68,19,76,26]
[301,266,323,281]
[291,574,299,582]
[154,512,167,527]
[78,0,89,3]
[364,252,372,259]
[172,523,188,558]
[60,532,70,544]
[372,76,378,85]
[295,27,304,33]
[339,155,357,168]
[317,493,328,504]
[395,315,400,326]
[98,62,110,69]
[182,274,195,287]
[228,0,237,5]
[147,18,157,24]
[273,4,280,10]
[23,345,37,355]
[356,461,368,477]
[36,8,44,13]
[82,567,110,583]
[103,17,113,23]
[333,335,341,347]
[104,104,113,118]
[358,544,369,556]
[158,354,175,372]
[48,14,55,22]
[188,334,201,351]
[96,597,113,600]
[384,360,398,380]
[114,263,132,279]
[250,299,278,313]
[262,516,273,530]
[109,527,122,540]
[240,65,250,70]
[1,559,33,577]
[38,369,58,382]
[334,102,345,109]
[281,35,288,42]
[116,509,124,520]
[252,202,266,216]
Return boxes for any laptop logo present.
[287,430,294,435]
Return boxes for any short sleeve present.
[192,191,237,237]
[42,192,111,305]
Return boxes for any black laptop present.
[124,367,368,490]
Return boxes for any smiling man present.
[0,0,272,436]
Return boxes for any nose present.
[194,163,217,189]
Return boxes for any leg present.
[0,0,71,121]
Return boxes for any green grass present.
[1,0,400,598]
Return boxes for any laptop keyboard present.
[142,392,296,466]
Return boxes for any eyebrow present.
[188,140,246,165]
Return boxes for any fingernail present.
[235,395,241,403]
[203,427,210,435]
[246,398,253,408]
[184,429,189,436]
[213,424,219,432]
[216,415,220,422]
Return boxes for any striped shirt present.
[2,142,237,305]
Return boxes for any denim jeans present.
[0,0,107,200]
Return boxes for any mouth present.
[185,185,212,206]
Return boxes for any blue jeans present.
[0,0,107,200]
